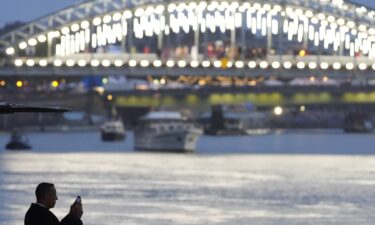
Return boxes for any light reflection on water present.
[0,131,375,224]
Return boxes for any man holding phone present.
[25,182,83,225]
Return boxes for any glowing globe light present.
[128,60,137,67]
[274,106,283,116]
[78,60,87,67]
[248,61,257,68]
[14,59,23,67]
[6,47,15,55]
[26,59,35,67]
[202,61,210,68]
[39,59,48,67]
[54,60,63,67]
[114,60,123,67]
[37,35,47,43]
[66,60,75,67]
[190,61,199,68]
[153,60,162,67]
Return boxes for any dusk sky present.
[0,0,374,28]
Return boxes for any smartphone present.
[74,196,81,204]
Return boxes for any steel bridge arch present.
[1,0,374,52]
[0,0,375,80]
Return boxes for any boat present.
[343,112,373,133]
[100,119,126,141]
[134,111,202,153]
[200,104,271,135]
[5,131,32,150]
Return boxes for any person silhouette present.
[24,182,83,225]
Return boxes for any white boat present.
[101,119,126,141]
[134,111,202,153]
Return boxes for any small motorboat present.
[100,119,126,141]
[6,131,32,150]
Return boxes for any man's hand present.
[69,202,83,219]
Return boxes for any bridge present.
[0,0,375,79]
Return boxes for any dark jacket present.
[25,203,82,225]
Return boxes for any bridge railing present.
[5,53,374,71]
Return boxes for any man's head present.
[35,182,58,209]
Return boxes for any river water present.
[0,130,375,225]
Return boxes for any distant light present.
[248,61,257,68]
[102,60,111,67]
[128,59,137,67]
[39,59,48,67]
[153,79,159,85]
[323,76,329,82]
[166,60,175,67]
[300,105,306,112]
[102,78,108,84]
[103,15,112,24]
[299,50,307,57]
[14,59,23,67]
[332,62,341,70]
[16,81,23,88]
[26,59,35,67]
[259,61,268,69]
[198,80,206,86]
[274,106,283,116]
[178,60,187,68]
[309,76,316,82]
[153,60,162,67]
[235,61,244,68]
[346,63,354,70]
[0,80,6,86]
[283,61,292,69]
[123,10,133,19]
[78,60,87,67]
[81,21,90,29]
[93,17,102,26]
[135,8,145,17]
[28,38,37,46]
[37,35,47,43]
[271,62,280,69]
[213,60,221,68]
[107,95,113,101]
[320,62,329,70]
[54,59,63,67]
[61,27,70,35]
[140,60,150,67]
[113,13,122,21]
[94,87,105,95]
[358,63,367,70]
[6,47,15,55]
[90,59,100,67]
[160,78,166,85]
[308,62,317,69]
[297,62,306,69]
[66,60,75,67]
[190,60,199,68]
[114,60,123,67]
[19,42,27,50]
[51,80,59,87]
[71,24,80,32]
[202,61,210,68]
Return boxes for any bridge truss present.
[0,0,374,78]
